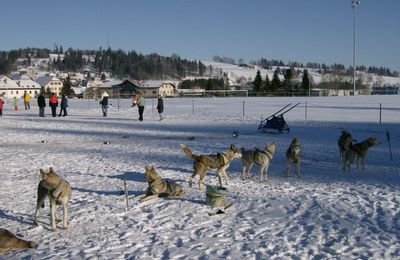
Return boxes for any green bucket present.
[205,185,229,208]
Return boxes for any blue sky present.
[2,0,399,71]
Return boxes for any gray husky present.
[180,144,241,189]
[137,166,184,202]
[34,167,71,232]
[344,137,379,170]
[0,228,36,253]
[285,137,301,178]
[338,130,353,167]
[241,143,276,182]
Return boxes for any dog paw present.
[62,226,68,230]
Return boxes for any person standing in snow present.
[156,94,164,121]
[49,93,58,117]
[136,91,145,121]
[13,97,19,111]
[23,91,31,110]
[0,96,4,117]
[37,93,46,117]
[58,94,68,117]
[100,92,109,117]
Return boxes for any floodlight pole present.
[352,0,360,96]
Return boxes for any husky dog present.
[180,144,241,189]
[338,130,353,167]
[0,228,36,253]
[139,166,184,202]
[34,168,71,232]
[285,137,301,178]
[241,143,276,182]
[344,137,379,170]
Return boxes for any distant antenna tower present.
[107,33,110,49]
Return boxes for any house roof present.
[0,77,20,89]
[103,79,123,88]
[140,80,165,89]
[36,76,60,86]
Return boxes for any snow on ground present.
[1,95,399,259]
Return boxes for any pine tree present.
[264,74,271,93]
[253,70,263,94]
[61,76,74,97]
[271,68,281,93]
[283,68,293,93]
[301,69,311,95]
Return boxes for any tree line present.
[252,68,311,96]
[211,56,398,77]
[0,47,208,80]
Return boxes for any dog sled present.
[258,103,300,134]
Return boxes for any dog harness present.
[204,152,227,170]
[254,148,274,162]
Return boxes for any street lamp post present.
[352,0,360,95]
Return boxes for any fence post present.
[192,99,195,116]
[379,103,382,124]
[242,100,245,117]
[118,91,120,111]
[305,101,308,121]
[152,98,154,113]
[124,179,129,211]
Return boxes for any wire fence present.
[73,96,400,124]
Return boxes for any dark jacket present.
[60,96,68,109]
[100,96,108,106]
[157,98,164,113]
[37,95,46,108]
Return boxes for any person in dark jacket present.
[100,92,109,117]
[156,94,164,121]
[37,93,46,117]
[0,96,4,117]
[58,95,68,117]
[49,93,58,117]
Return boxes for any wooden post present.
[379,103,382,124]
[386,130,393,160]
[242,100,245,117]
[305,101,308,121]
[124,179,129,211]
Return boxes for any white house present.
[15,74,42,98]
[139,80,175,98]
[36,76,63,96]
[0,75,21,99]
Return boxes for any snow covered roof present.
[140,80,167,89]
[36,76,60,86]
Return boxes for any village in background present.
[0,48,399,102]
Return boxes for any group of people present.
[37,93,69,117]
[100,91,164,121]
[1,91,166,120]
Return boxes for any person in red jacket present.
[49,93,58,117]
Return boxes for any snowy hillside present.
[0,95,399,259]
[203,61,400,88]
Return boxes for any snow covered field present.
[1,95,399,259]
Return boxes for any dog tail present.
[179,144,197,161]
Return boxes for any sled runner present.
[258,103,300,133]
